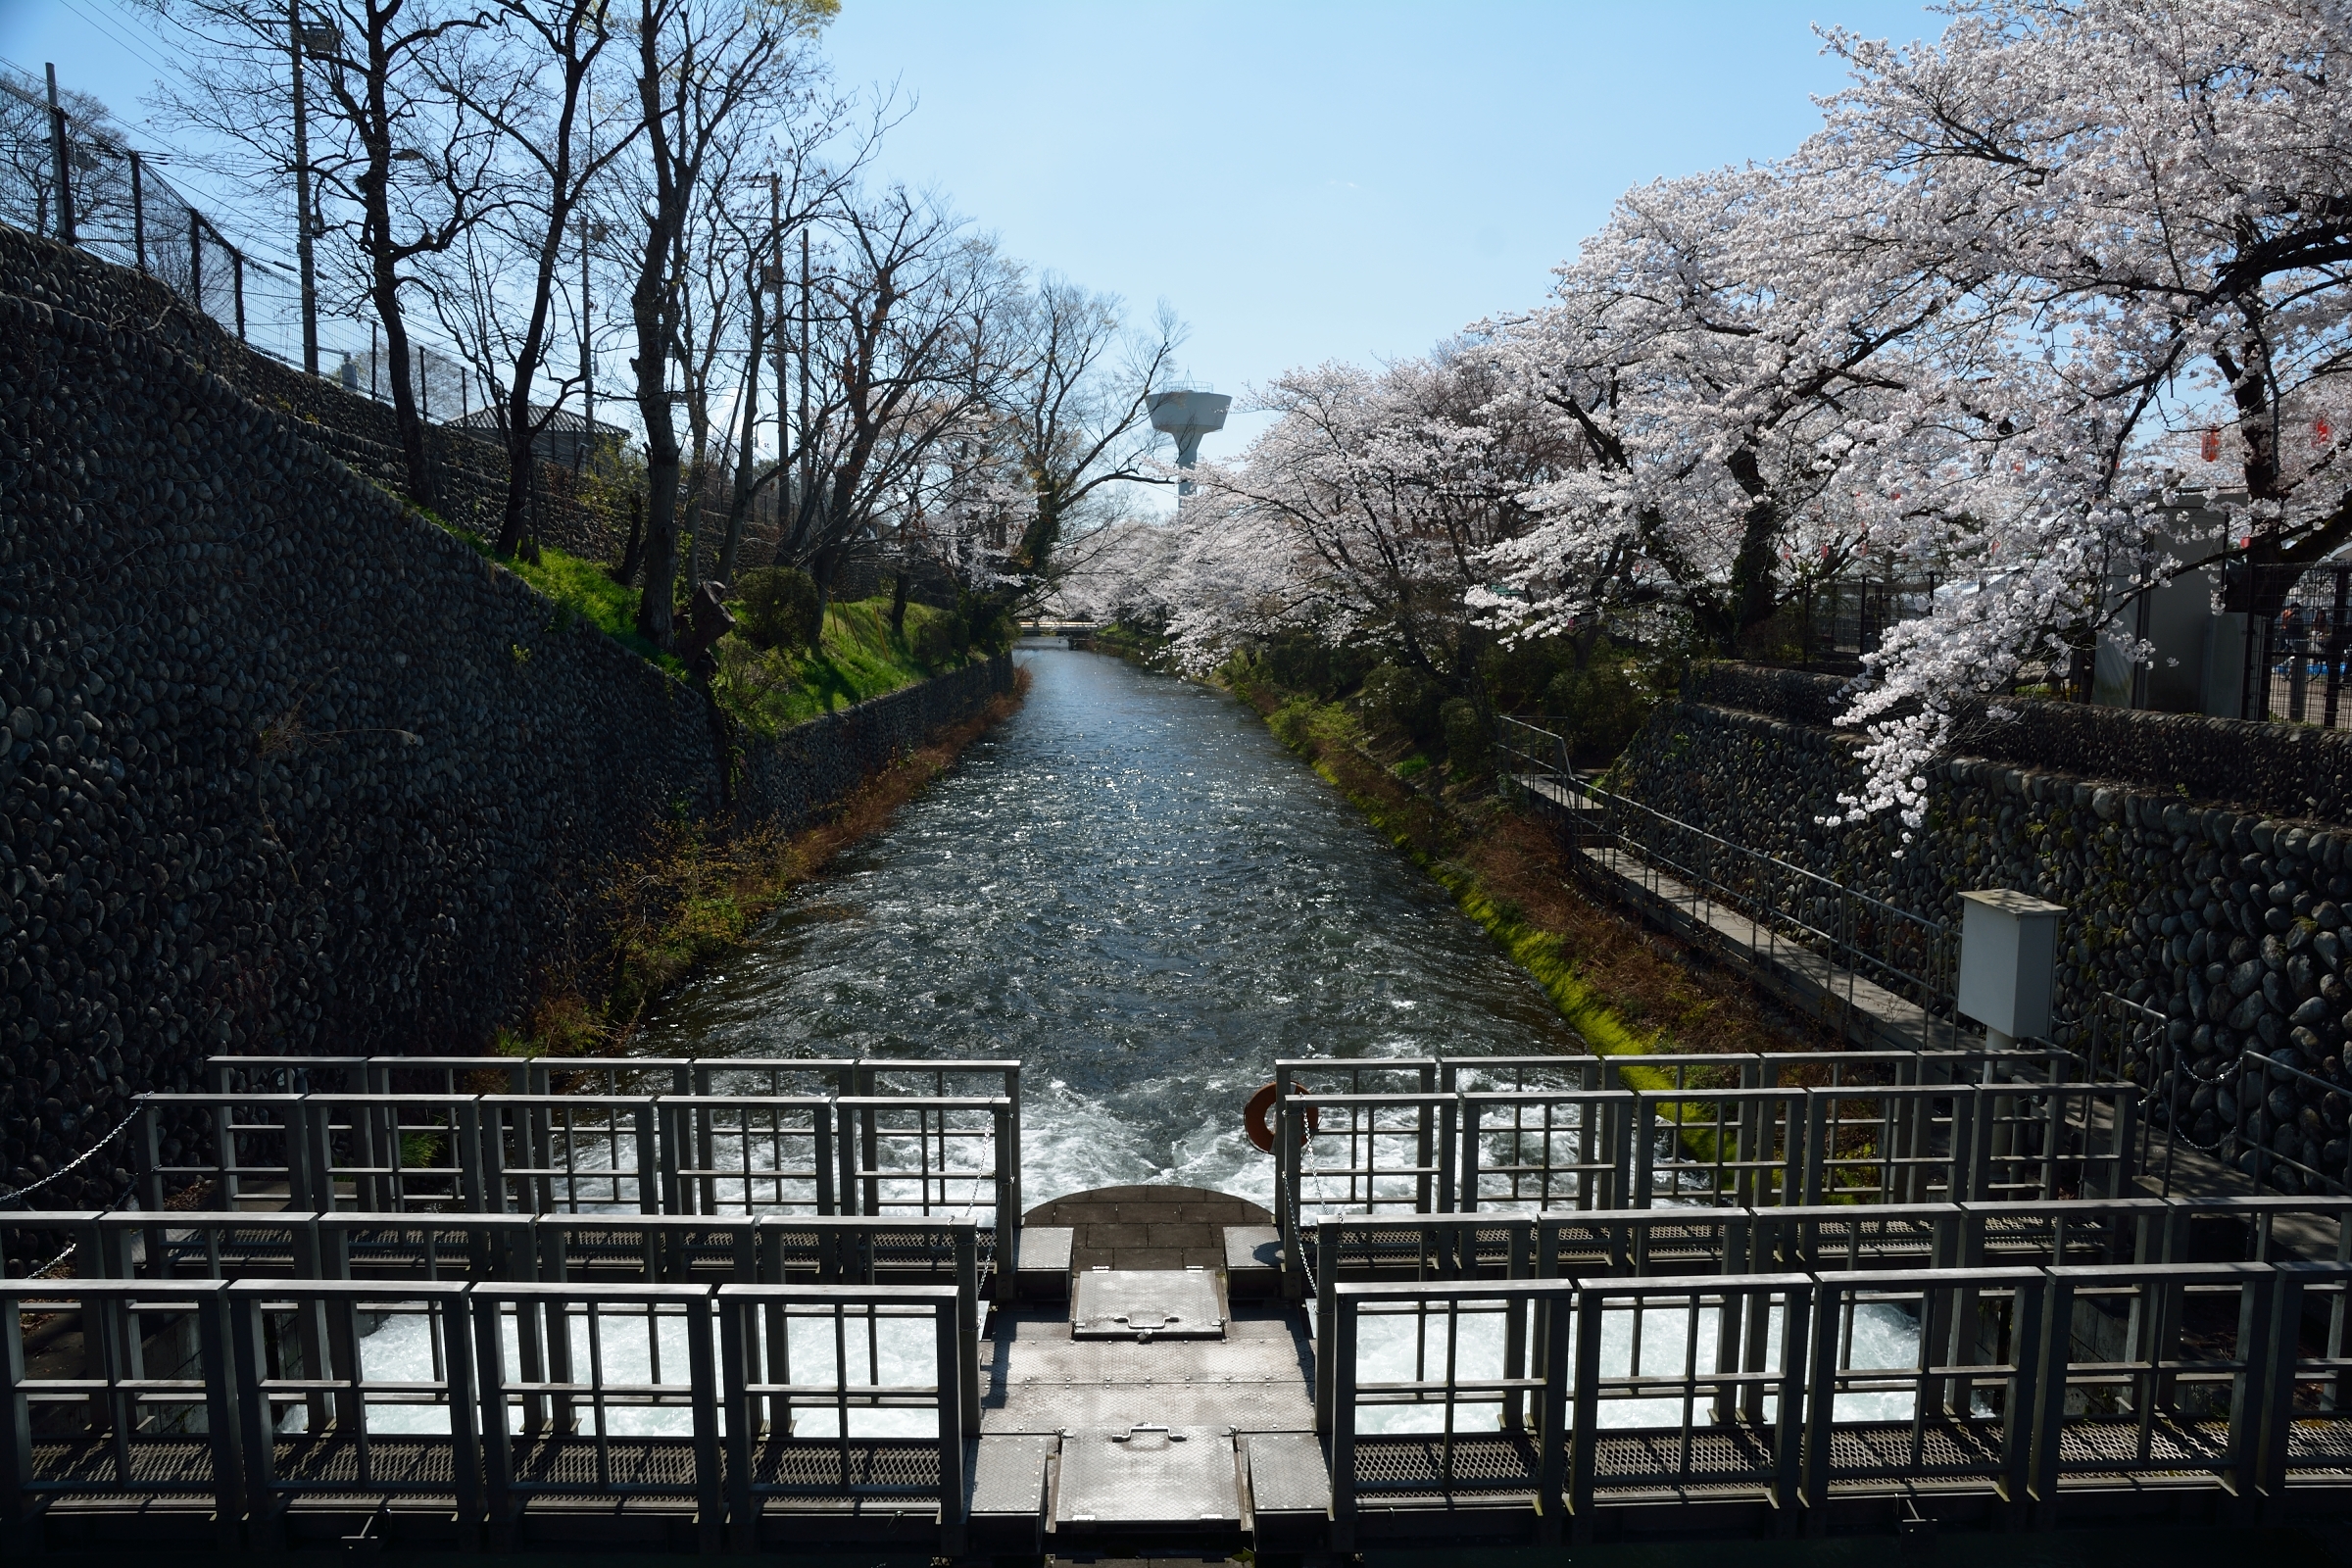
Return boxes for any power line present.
[51,0,186,89]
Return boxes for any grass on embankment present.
[510,668,1032,1055]
[1229,674,1829,1101]
[427,520,984,732]
[713,597,978,738]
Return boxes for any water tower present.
[1148,388,1232,496]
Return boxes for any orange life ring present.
[1244,1081,1319,1153]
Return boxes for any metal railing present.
[715,1281,967,1550]
[1460,1091,1634,1213]
[0,1274,971,1551]
[1319,1256,2316,1536]
[1570,777,1959,1037]
[1295,1192,2352,1308]
[210,1053,1021,1112]
[129,1088,1010,1235]
[1265,1061,2145,1295]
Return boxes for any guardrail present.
[0,1275,970,1552]
[1267,1071,2143,1296]
[1498,745,1959,1041]
[1319,1255,2331,1541]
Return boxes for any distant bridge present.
[1016,619,1103,645]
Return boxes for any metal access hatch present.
[1054,1424,1241,1533]
[1069,1267,1225,1341]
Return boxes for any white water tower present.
[1149,388,1231,496]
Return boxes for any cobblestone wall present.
[0,222,623,561]
[0,232,1012,1247]
[1616,666,2352,1188]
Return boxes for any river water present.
[644,647,1585,1210]
[352,649,1928,1437]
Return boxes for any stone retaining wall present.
[1613,667,2352,1187]
[0,239,1013,1244]
[0,222,624,561]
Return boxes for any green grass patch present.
[416,509,977,730]
[713,598,973,738]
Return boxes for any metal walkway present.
[12,1047,2352,1555]
[1510,771,1962,1052]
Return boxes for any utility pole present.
[288,3,319,374]
[43,64,74,247]
[798,226,812,544]
[770,172,786,514]
[580,212,595,447]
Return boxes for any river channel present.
[643,646,1584,1210]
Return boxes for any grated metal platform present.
[1070,1266,1227,1340]
[1055,1425,1242,1534]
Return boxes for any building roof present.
[449,402,629,440]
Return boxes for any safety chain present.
[1290,1191,1319,1302]
[2144,1040,2244,1157]
[0,1102,146,1210]
[25,1239,75,1279]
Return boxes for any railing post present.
[1436,1091,1457,1217]
[835,1102,859,1218]
[472,1288,517,1544]
[1329,1288,1358,1552]
[1531,1282,1570,1544]
[718,1292,756,1546]
[936,1292,968,1556]
[44,65,74,246]
[687,1291,722,1554]
[955,1223,982,1433]
[193,1284,241,1545]
[188,209,202,314]
[1278,1094,1304,1299]
[1456,1097,1481,1214]
[639,1102,664,1216]
[992,1102,1016,1303]
[128,149,145,272]
[2027,1272,2073,1515]
[1314,1216,1339,1434]
[2227,1266,2275,1505]
[1630,1098,1655,1208]
[1504,1226,1531,1432]
[1569,1286,1603,1532]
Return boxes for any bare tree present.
[779,185,1016,621]
[993,277,1183,601]
[624,0,834,651]
[426,0,637,557]
[154,0,498,507]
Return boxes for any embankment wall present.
[0,231,1011,1238]
[1613,666,2352,1180]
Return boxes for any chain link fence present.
[2,56,486,417]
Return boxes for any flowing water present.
[350,648,1927,1433]
[644,646,1587,1210]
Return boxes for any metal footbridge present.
[7,1045,2352,1557]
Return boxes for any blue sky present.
[2,0,1944,456]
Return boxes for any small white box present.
[1956,889,2067,1042]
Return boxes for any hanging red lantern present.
[2319,418,2335,449]
[2202,428,2221,462]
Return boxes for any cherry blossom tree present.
[1815,0,2352,823]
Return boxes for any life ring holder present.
[1244,1080,1319,1153]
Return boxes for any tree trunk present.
[355,9,433,514]
[617,491,645,586]
[890,566,908,636]
[373,264,434,511]
[808,542,836,640]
